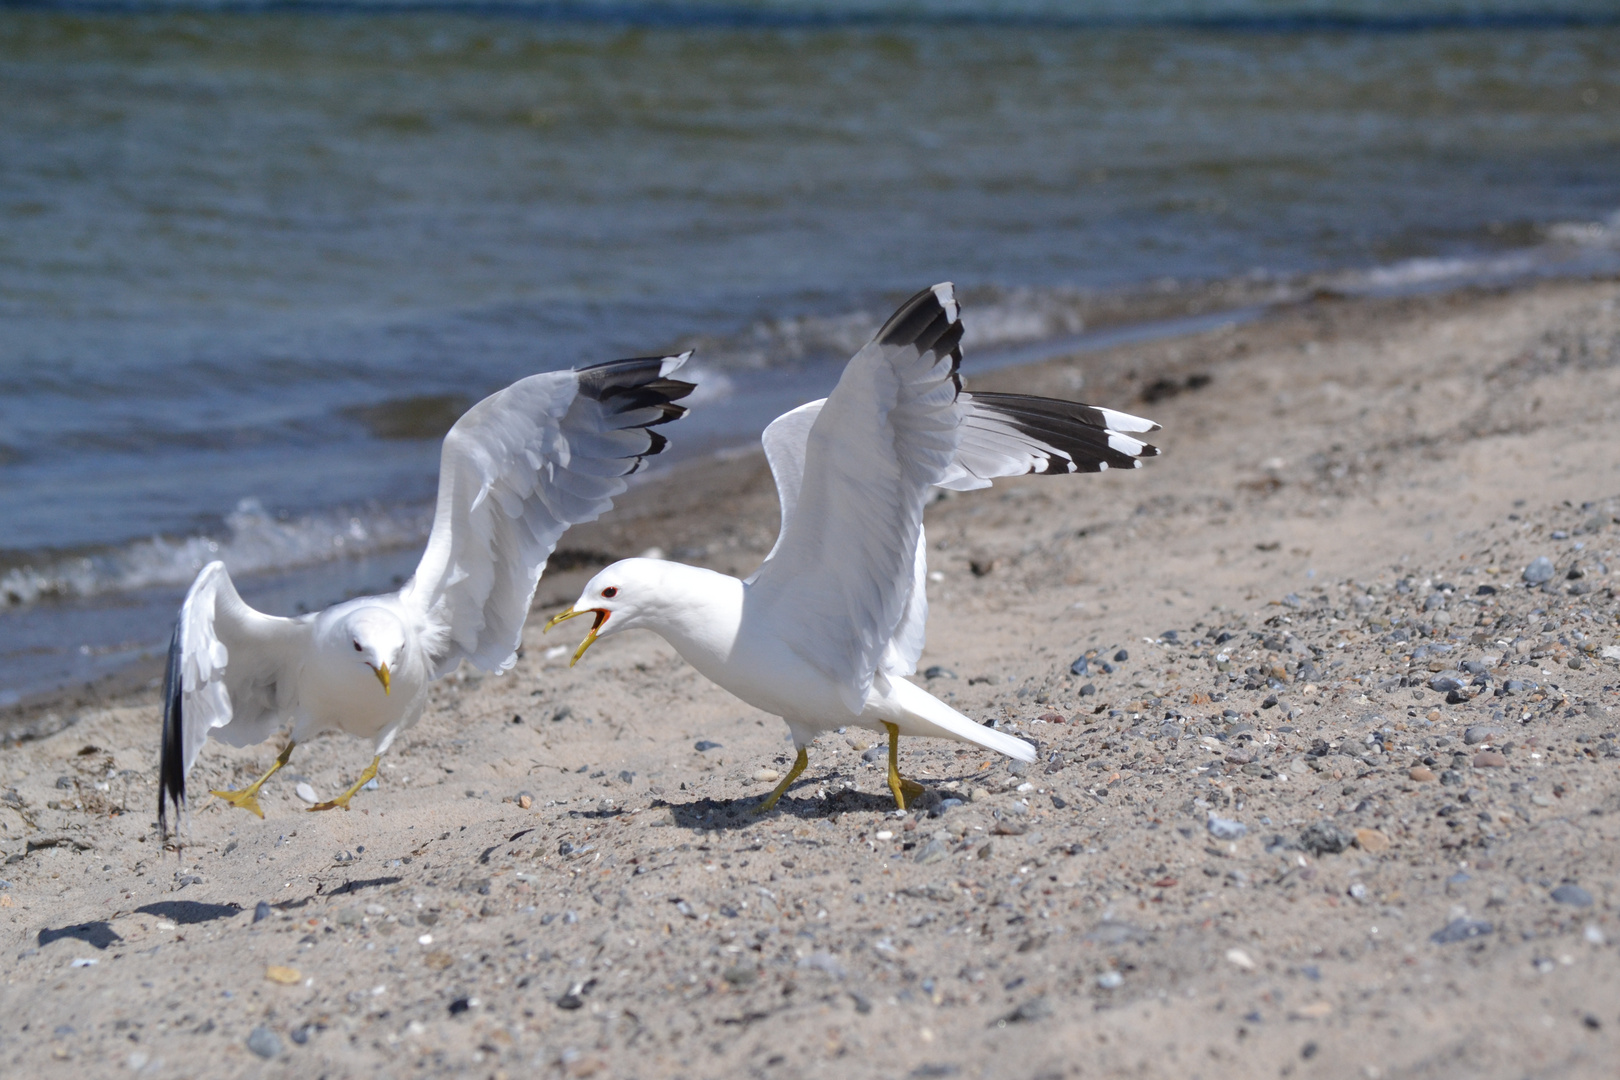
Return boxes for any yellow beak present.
[374,662,391,695]
[543,605,608,667]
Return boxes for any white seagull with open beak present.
[548,284,1159,811]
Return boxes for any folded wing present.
[400,354,694,678]
[158,561,310,836]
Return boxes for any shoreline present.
[3,274,1620,1076]
[3,273,1612,738]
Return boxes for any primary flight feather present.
[548,284,1159,811]
[158,353,695,835]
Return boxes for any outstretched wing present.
[748,293,1161,697]
[747,284,965,712]
[400,353,695,678]
[158,561,310,836]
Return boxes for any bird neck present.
[636,562,745,674]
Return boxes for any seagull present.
[157,353,695,836]
[547,284,1158,812]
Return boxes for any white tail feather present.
[885,676,1037,762]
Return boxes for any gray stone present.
[1068,656,1090,677]
[1523,557,1556,585]
[1464,725,1507,745]
[1430,918,1493,945]
[693,740,722,752]
[253,901,271,923]
[924,666,957,680]
[861,746,885,763]
[1551,884,1594,907]
[914,839,948,865]
[1207,815,1248,841]
[1299,820,1353,856]
[999,996,1053,1024]
[1428,673,1466,693]
[246,1026,283,1059]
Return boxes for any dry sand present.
[4,278,1620,1080]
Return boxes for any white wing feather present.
[401,354,692,678]
[748,286,964,712]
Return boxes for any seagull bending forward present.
[158,354,695,835]
[548,284,1158,812]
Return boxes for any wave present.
[0,498,433,610]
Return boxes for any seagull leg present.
[309,756,380,812]
[755,747,808,813]
[883,723,925,810]
[210,741,296,820]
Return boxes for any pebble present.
[722,965,757,987]
[1079,683,1097,696]
[861,746,885,763]
[1069,656,1090,677]
[1550,884,1594,907]
[1427,674,1465,693]
[1408,766,1436,782]
[1430,918,1492,945]
[1207,814,1248,840]
[1472,751,1507,768]
[253,901,272,923]
[923,666,958,680]
[1353,828,1391,854]
[1464,725,1507,745]
[265,965,301,985]
[1096,971,1123,990]
[1225,947,1256,971]
[914,839,948,864]
[1299,820,1353,856]
[1523,557,1556,584]
[752,768,781,782]
[246,1026,283,1059]
[693,740,722,752]
[294,782,318,804]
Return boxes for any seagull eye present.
[601,587,618,599]
[353,641,362,652]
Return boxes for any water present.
[3,1,1620,701]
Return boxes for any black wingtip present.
[157,619,185,841]
[875,285,965,394]
[968,392,1161,474]
[574,353,697,467]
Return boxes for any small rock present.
[1472,751,1507,768]
[265,965,302,985]
[336,908,362,927]
[722,965,757,987]
[1207,815,1248,841]
[999,996,1053,1024]
[861,746,885,763]
[1430,918,1492,945]
[924,666,957,680]
[1428,673,1466,693]
[518,794,533,809]
[1225,947,1256,971]
[694,740,722,752]
[448,996,471,1015]
[753,768,781,783]
[1069,656,1090,677]
[1464,725,1506,745]
[1114,649,1129,662]
[253,901,272,923]
[1078,683,1097,697]
[1523,557,1556,585]
[1353,828,1390,854]
[1440,769,1464,786]
[1096,971,1123,990]
[1550,884,1594,907]
[1299,820,1353,856]
[246,1026,283,1059]
[914,839,948,865]
[294,782,318,804]
[1408,766,1436,782]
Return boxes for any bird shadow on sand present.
[38,921,124,950]
[661,779,911,832]
[135,900,243,925]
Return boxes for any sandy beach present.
[4,277,1620,1079]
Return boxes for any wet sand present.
[3,278,1620,1079]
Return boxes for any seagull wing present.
[400,353,694,678]
[749,301,1161,696]
[747,284,965,712]
[158,561,311,835]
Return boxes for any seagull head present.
[344,608,406,694]
[544,558,669,665]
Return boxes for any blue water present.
[2,0,1619,699]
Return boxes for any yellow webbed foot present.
[755,747,809,814]
[210,786,267,819]
[883,722,925,810]
[308,755,380,814]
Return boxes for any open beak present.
[543,605,608,667]
[374,662,391,695]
